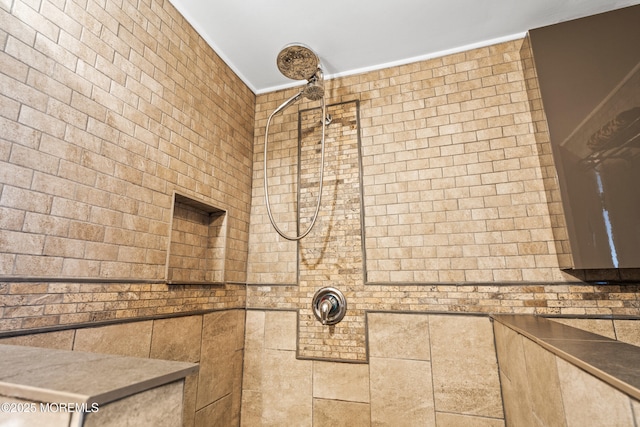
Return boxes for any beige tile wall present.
[0,309,245,427]
[249,37,572,285]
[247,36,640,362]
[241,310,504,426]
[0,281,245,331]
[2,0,637,423]
[1,0,638,341]
[0,0,253,331]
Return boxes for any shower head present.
[265,44,329,241]
[303,82,324,101]
[277,43,320,81]
[302,69,324,101]
[277,43,325,101]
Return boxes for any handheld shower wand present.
[263,44,328,241]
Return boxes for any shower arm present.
[263,90,327,241]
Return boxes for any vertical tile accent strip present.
[297,100,367,360]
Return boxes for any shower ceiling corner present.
[166,0,638,93]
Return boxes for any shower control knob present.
[312,287,346,326]
[322,295,338,311]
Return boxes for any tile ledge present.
[492,314,640,401]
[0,344,198,405]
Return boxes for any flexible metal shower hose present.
[263,90,327,241]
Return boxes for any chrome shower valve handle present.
[312,287,346,326]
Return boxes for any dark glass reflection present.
[530,5,640,268]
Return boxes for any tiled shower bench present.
[492,314,640,426]
[0,344,197,426]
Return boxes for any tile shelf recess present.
[492,314,640,400]
[166,193,227,285]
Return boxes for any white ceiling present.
[168,0,639,94]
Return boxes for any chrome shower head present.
[265,44,329,241]
[277,44,325,101]
[302,69,324,101]
[303,82,324,101]
[277,43,320,81]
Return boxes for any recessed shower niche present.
[166,193,227,284]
